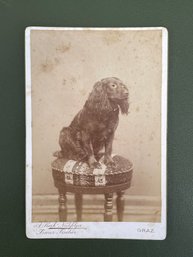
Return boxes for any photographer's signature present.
[34,222,87,235]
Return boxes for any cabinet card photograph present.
[25,27,168,239]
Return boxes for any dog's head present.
[85,77,129,115]
[101,77,129,101]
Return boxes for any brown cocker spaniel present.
[58,77,129,168]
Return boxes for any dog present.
[58,77,129,168]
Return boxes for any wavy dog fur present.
[58,77,129,168]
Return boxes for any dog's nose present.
[122,86,128,94]
[123,91,129,97]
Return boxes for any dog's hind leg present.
[59,127,87,161]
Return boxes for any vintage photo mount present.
[25,27,168,240]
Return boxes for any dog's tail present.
[53,150,63,158]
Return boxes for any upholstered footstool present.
[52,155,133,222]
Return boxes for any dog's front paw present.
[88,157,102,169]
[88,156,102,169]
[104,156,116,168]
[90,161,102,169]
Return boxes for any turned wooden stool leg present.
[116,191,125,221]
[58,189,67,221]
[75,193,83,221]
[104,193,113,221]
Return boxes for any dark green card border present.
[0,0,193,256]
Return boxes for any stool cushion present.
[52,155,133,187]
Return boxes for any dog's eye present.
[111,84,117,88]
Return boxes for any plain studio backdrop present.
[30,29,162,221]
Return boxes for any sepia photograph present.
[26,27,167,239]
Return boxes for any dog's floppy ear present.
[85,80,112,115]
